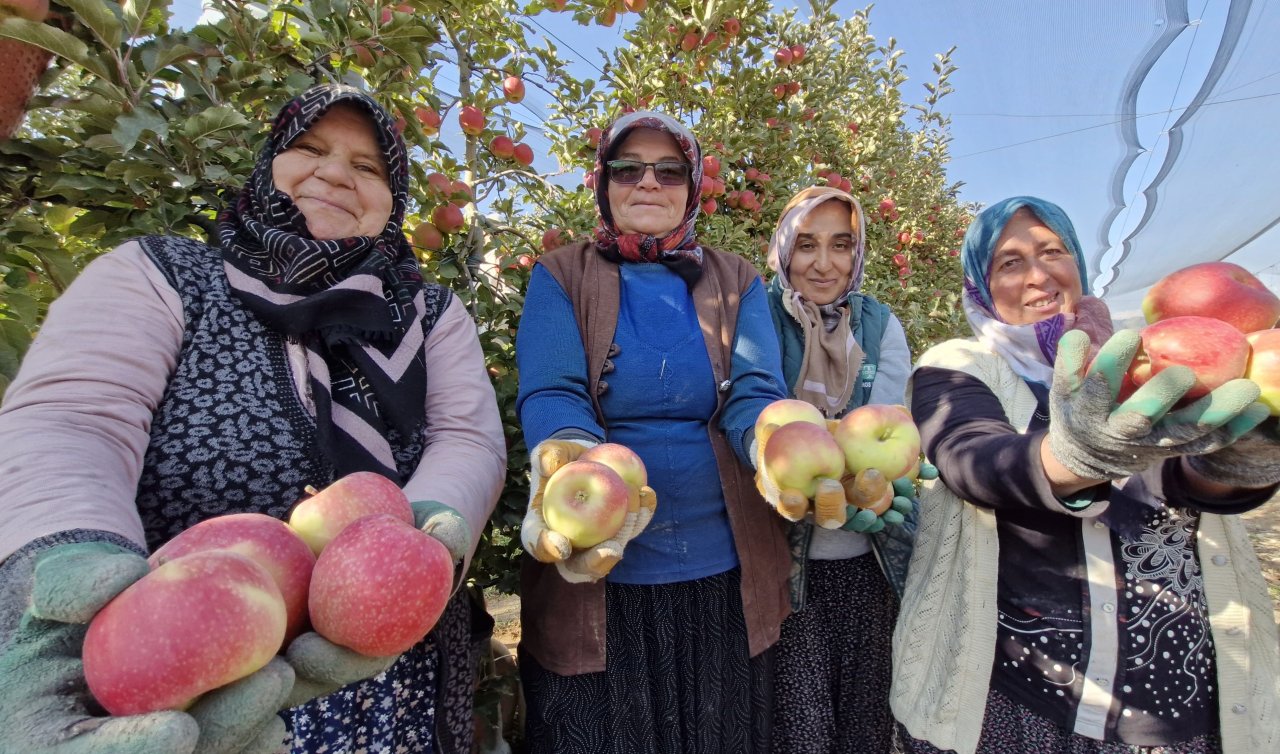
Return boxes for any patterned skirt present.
[773,553,897,754]
[898,686,1222,754]
[520,568,775,754]
[285,588,476,753]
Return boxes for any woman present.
[0,84,506,753]
[764,186,912,753]
[892,196,1280,754]
[514,111,791,753]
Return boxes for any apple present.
[680,31,700,52]
[489,135,515,159]
[458,105,485,136]
[1246,329,1280,416]
[412,222,444,251]
[762,421,846,498]
[579,442,648,490]
[879,198,896,214]
[624,0,647,11]
[1142,261,1280,333]
[701,198,717,214]
[349,42,377,69]
[723,18,741,36]
[790,44,806,63]
[754,398,827,449]
[774,47,793,66]
[847,121,860,134]
[548,0,566,9]
[541,227,565,252]
[287,471,414,556]
[415,106,441,135]
[450,179,473,202]
[309,514,454,657]
[585,126,603,148]
[512,142,535,166]
[84,551,287,715]
[432,204,466,233]
[150,513,315,643]
[833,404,921,480]
[541,460,630,548]
[842,468,893,515]
[599,7,616,26]
[1126,316,1250,402]
[0,0,48,21]
[502,76,525,103]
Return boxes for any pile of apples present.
[756,399,922,529]
[539,443,649,549]
[1125,262,1280,413]
[82,472,454,716]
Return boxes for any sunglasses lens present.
[609,160,645,183]
[655,163,688,185]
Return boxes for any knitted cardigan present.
[891,337,1280,754]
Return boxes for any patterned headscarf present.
[767,187,868,416]
[592,111,704,288]
[960,196,1109,385]
[218,84,427,480]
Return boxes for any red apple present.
[541,460,630,548]
[513,142,535,166]
[415,106,441,135]
[84,551,287,715]
[1126,316,1250,402]
[425,171,452,195]
[680,31,700,52]
[308,514,453,656]
[763,421,845,498]
[412,222,444,251]
[578,442,648,490]
[847,121,860,134]
[1142,262,1280,333]
[150,513,315,643]
[701,198,717,214]
[774,47,793,66]
[502,76,525,103]
[349,42,377,69]
[489,134,515,159]
[790,44,806,63]
[703,155,721,178]
[458,105,485,136]
[1246,329,1280,416]
[287,471,413,556]
[432,203,466,233]
[624,0,647,10]
[0,0,48,21]
[450,179,473,203]
[585,126,603,148]
[879,198,896,214]
[723,18,741,37]
[833,404,921,479]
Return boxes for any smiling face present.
[271,104,393,240]
[787,199,856,305]
[988,208,1083,324]
[605,128,690,237]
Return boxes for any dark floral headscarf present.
[591,110,704,288]
[217,84,427,480]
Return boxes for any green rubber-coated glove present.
[1186,417,1280,488]
[411,500,472,565]
[282,631,398,709]
[1048,330,1266,481]
[841,506,885,533]
[0,541,290,754]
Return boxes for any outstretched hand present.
[1186,417,1280,488]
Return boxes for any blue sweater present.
[517,262,787,584]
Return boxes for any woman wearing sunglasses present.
[514,111,792,753]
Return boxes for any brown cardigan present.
[518,241,792,676]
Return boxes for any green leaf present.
[181,105,250,143]
[0,18,113,81]
[112,106,168,151]
[62,0,124,50]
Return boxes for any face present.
[605,128,690,237]
[271,104,394,240]
[988,208,1083,324]
[787,200,855,305]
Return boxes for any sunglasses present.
[606,159,690,186]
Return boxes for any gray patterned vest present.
[134,235,448,551]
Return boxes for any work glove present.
[843,463,940,533]
[1047,329,1266,481]
[0,541,292,754]
[521,439,658,584]
[753,435,846,526]
[1185,417,1280,488]
[411,499,472,587]
[281,631,396,709]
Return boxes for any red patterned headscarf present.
[591,111,704,288]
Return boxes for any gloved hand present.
[754,436,846,526]
[1186,417,1280,488]
[838,468,916,533]
[0,541,291,754]
[521,438,658,584]
[411,499,472,567]
[282,631,397,709]
[1048,329,1266,481]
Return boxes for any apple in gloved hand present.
[150,512,317,643]
[83,550,288,715]
[309,513,454,657]
[1124,316,1250,402]
[762,420,846,498]
[288,471,414,555]
[1142,261,1280,333]
[1246,329,1280,416]
[579,442,648,491]
[755,398,826,448]
[833,404,921,480]
[541,460,630,548]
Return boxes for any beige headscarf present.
[768,187,868,417]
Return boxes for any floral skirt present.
[520,568,775,754]
[285,587,475,753]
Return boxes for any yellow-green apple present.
[579,442,648,490]
[83,551,287,715]
[762,421,846,498]
[833,404,921,480]
[1142,262,1280,333]
[754,398,826,449]
[287,471,413,556]
[150,513,316,643]
[1127,316,1249,402]
[308,514,453,656]
[842,468,893,515]
[541,460,630,548]
[1245,328,1280,415]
